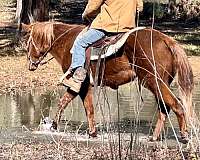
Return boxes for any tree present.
[15,0,49,48]
[15,0,49,25]
[167,0,200,22]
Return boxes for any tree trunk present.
[15,0,49,43]
[32,0,49,22]
[15,0,49,25]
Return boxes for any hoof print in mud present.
[40,117,57,131]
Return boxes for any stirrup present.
[62,77,82,93]
[58,69,73,85]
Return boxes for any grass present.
[168,33,200,56]
[184,44,200,56]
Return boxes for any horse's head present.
[22,23,54,71]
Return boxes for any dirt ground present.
[0,140,190,160]
[0,55,200,94]
[0,55,62,94]
[0,129,198,160]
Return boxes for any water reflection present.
[0,89,55,128]
[0,83,199,131]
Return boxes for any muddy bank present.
[0,141,190,160]
[0,128,198,160]
[0,141,196,160]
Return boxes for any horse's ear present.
[21,23,32,33]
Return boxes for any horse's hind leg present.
[152,100,170,141]
[153,83,188,141]
[79,82,96,137]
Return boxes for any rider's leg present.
[70,28,106,69]
[61,28,105,93]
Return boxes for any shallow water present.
[0,82,199,134]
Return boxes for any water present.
[0,82,199,133]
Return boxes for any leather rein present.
[27,25,79,66]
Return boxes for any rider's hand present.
[82,13,91,25]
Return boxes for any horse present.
[21,21,193,142]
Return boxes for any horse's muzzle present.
[29,63,38,71]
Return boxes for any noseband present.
[26,25,80,67]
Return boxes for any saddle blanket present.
[90,27,146,60]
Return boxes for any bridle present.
[26,31,46,66]
[26,25,80,67]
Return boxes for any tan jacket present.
[82,0,143,32]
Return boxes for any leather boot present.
[62,67,87,93]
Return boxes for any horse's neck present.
[50,52,63,66]
[50,24,82,72]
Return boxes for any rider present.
[61,0,143,93]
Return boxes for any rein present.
[27,25,80,66]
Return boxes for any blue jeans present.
[70,28,106,69]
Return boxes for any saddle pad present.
[90,27,146,60]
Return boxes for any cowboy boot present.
[58,68,74,85]
[62,67,87,93]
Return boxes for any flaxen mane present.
[32,22,55,46]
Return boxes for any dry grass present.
[0,140,198,160]
[0,0,15,22]
[0,55,62,94]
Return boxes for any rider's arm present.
[136,0,143,12]
[82,0,104,19]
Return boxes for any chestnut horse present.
[22,22,193,142]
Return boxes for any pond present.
[0,82,199,136]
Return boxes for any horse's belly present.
[103,69,135,89]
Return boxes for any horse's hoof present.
[148,136,158,142]
[89,131,97,138]
[180,132,189,144]
[40,117,57,132]
[51,120,58,130]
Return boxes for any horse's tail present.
[165,39,194,121]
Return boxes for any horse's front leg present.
[79,83,97,137]
[52,89,78,129]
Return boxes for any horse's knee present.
[57,99,67,112]
[160,94,184,118]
